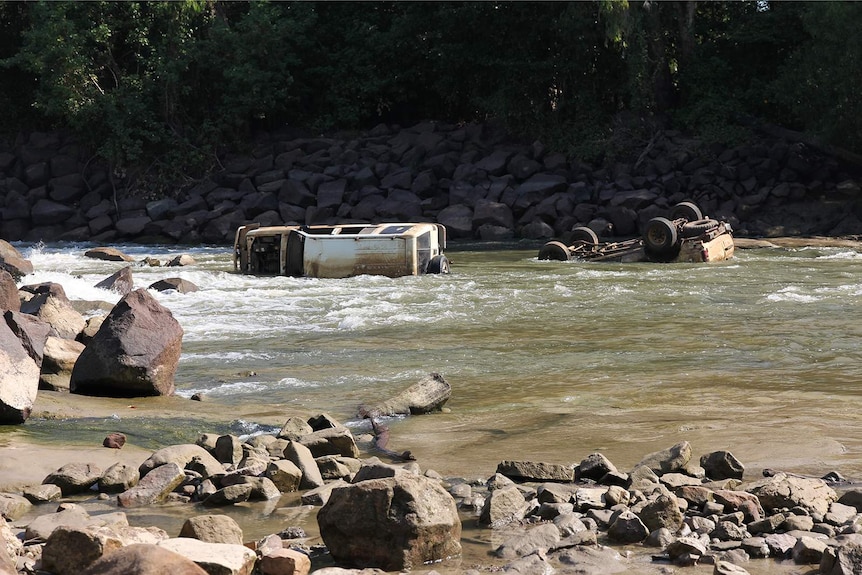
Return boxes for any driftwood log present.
[358,372,451,419]
[370,419,415,461]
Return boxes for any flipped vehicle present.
[538,202,734,263]
[234,222,449,278]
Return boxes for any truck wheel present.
[538,241,571,261]
[426,255,450,274]
[644,217,678,255]
[670,201,703,222]
[571,227,599,245]
[680,218,718,238]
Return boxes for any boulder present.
[19,284,86,340]
[70,288,183,397]
[265,460,302,492]
[202,484,253,506]
[577,453,618,482]
[494,522,560,560]
[748,472,837,516]
[607,509,649,543]
[0,493,32,520]
[178,515,244,545]
[39,335,85,391]
[284,441,324,490]
[22,484,62,503]
[701,450,745,480]
[820,541,862,575]
[24,504,95,541]
[299,427,360,458]
[167,254,196,267]
[0,320,39,423]
[4,309,50,366]
[635,441,692,476]
[0,240,33,279]
[358,372,451,418]
[138,444,224,478]
[80,543,209,575]
[158,538,257,575]
[94,266,134,295]
[318,474,461,571]
[43,462,103,495]
[496,460,574,482]
[554,545,628,574]
[148,278,199,293]
[84,247,135,262]
[41,525,124,575]
[103,432,127,449]
[0,271,18,312]
[277,416,313,440]
[118,462,185,508]
[259,548,312,575]
[479,485,530,528]
[98,462,139,493]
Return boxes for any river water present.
[10,240,862,573]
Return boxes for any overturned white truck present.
[234,222,449,278]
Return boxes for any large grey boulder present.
[496,460,574,482]
[479,485,530,528]
[138,444,224,478]
[157,538,257,575]
[118,462,185,508]
[299,426,360,458]
[358,372,451,418]
[94,266,134,295]
[0,239,33,279]
[41,525,123,575]
[635,441,692,476]
[19,283,86,340]
[179,515,244,545]
[84,247,135,262]
[701,450,745,480]
[148,278,199,293]
[39,335,85,391]
[80,544,209,575]
[318,474,462,571]
[0,271,19,312]
[748,472,837,516]
[4,310,50,366]
[70,288,183,396]
[0,319,40,423]
[43,463,103,495]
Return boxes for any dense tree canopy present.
[0,1,858,181]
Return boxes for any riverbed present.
[4,238,862,574]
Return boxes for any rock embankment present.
[1,124,861,246]
[3,426,862,575]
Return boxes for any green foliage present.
[0,0,858,181]
[770,3,862,151]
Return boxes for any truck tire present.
[426,255,450,274]
[680,218,719,238]
[669,201,703,222]
[644,217,678,255]
[538,241,571,261]
[571,227,599,245]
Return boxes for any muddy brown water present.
[6,239,862,574]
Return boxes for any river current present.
[9,240,862,573]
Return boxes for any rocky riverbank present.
[1,123,861,247]
[3,397,862,575]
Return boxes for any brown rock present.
[103,432,127,449]
[94,266,134,295]
[81,543,208,575]
[70,288,183,397]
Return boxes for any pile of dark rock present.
[1,124,861,247]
